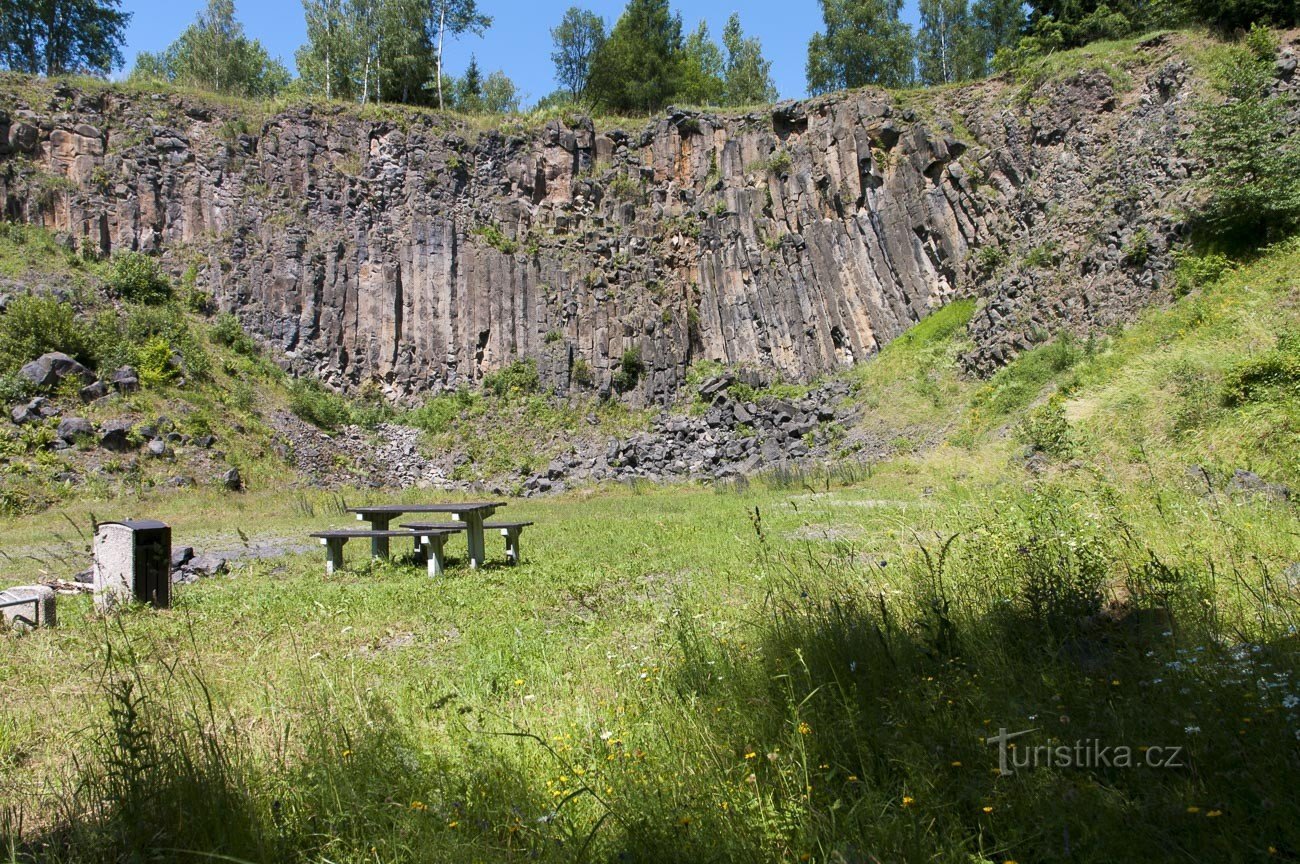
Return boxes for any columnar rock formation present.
[0,33,1225,403]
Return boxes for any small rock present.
[171,546,195,568]
[146,438,173,458]
[9,404,37,425]
[56,416,94,441]
[194,434,216,449]
[163,475,194,488]
[1227,469,1290,502]
[221,466,243,491]
[110,365,140,393]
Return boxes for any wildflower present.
[448,820,459,828]
[847,775,859,782]
[679,816,692,826]
[410,801,428,811]
[341,749,353,758]
[744,751,757,760]
[982,806,994,814]
[1186,806,1200,814]
[1206,810,1223,818]
[514,678,525,686]
[1185,726,1201,735]
[951,761,962,767]
[1283,695,1299,709]
[798,722,812,735]
[902,796,915,808]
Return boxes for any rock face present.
[0,37,1226,401]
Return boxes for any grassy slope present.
[0,226,1297,861]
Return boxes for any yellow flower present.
[448,820,459,828]
[744,751,757,760]
[902,796,915,808]
[847,775,859,782]
[798,722,812,735]
[678,816,692,826]
[982,806,994,814]
[1206,810,1223,818]
[410,800,427,811]
[514,678,525,686]
[950,761,962,767]
[1186,806,1200,814]
[341,749,353,758]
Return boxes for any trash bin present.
[93,519,172,612]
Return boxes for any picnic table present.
[347,502,506,569]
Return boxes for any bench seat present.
[309,528,458,576]
[482,521,535,565]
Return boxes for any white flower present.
[1283,695,1299,710]
[1185,726,1201,735]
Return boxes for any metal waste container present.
[93,519,172,611]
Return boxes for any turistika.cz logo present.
[985,727,1186,775]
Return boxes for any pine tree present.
[806,0,915,94]
[456,54,483,111]
[587,0,684,113]
[721,13,776,106]
[677,20,724,105]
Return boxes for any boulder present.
[56,416,94,441]
[79,380,109,402]
[19,352,94,389]
[1227,469,1290,502]
[221,466,243,491]
[99,418,135,452]
[187,553,228,577]
[10,404,37,425]
[171,546,195,568]
[146,438,173,458]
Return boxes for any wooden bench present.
[309,529,459,577]
[483,521,534,565]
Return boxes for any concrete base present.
[2,585,57,631]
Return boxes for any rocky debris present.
[221,466,242,491]
[171,546,195,569]
[170,550,229,584]
[270,411,450,489]
[10,403,38,425]
[0,40,1207,403]
[110,365,140,393]
[1227,469,1291,503]
[187,553,228,577]
[99,418,135,452]
[18,352,94,390]
[56,416,93,441]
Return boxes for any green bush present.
[973,244,1006,274]
[1221,334,1300,406]
[470,224,518,255]
[210,313,258,356]
[483,359,540,397]
[1122,228,1152,266]
[288,379,353,430]
[0,294,92,373]
[109,252,173,304]
[1192,27,1300,249]
[1172,251,1233,295]
[570,357,593,388]
[407,388,479,434]
[135,336,177,388]
[1014,394,1074,457]
[0,373,33,404]
[612,347,644,392]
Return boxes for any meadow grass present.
[1,225,1299,862]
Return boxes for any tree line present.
[0,0,1296,110]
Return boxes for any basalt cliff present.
[2,33,1264,404]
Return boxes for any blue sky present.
[118,0,924,103]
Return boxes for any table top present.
[348,502,506,516]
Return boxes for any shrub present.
[1122,228,1152,266]
[109,252,172,304]
[135,337,177,388]
[1172,251,1233,295]
[470,224,518,255]
[483,358,540,397]
[570,357,593,388]
[0,294,92,373]
[0,373,33,404]
[973,244,1006,274]
[407,389,479,434]
[288,378,353,430]
[612,347,644,392]
[211,313,258,356]
[1191,27,1300,250]
[1014,394,1073,457]
[1221,333,1300,406]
